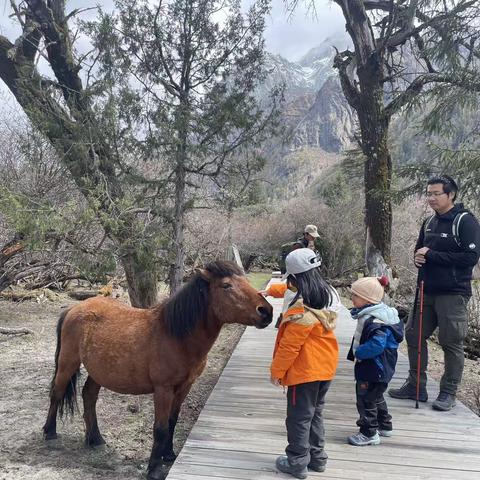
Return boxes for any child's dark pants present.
[286,380,331,471]
[356,381,392,437]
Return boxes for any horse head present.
[199,261,273,329]
[163,260,273,338]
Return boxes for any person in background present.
[301,224,321,251]
[278,224,324,279]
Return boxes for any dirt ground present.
[2,290,478,480]
[0,296,245,480]
[400,339,480,415]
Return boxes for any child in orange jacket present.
[263,248,339,479]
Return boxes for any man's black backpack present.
[423,211,470,248]
[278,241,303,274]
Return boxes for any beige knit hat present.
[351,276,389,304]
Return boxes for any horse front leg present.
[162,382,193,463]
[147,387,174,480]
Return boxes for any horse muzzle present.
[255,305,273,328]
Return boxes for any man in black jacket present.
[389,176,480,411]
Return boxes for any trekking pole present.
[415,277,425,409]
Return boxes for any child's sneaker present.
[378,429,393,437]
[348,432,381,446]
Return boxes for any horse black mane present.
[162,260,244,339]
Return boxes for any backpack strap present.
[424,211,470,248]
[452,211,470,248]
[423,215,435,239]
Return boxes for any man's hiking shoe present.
[348,432,380,446]
[307,462,326,472]
[275,455,308,479]
[378,429,393,437]
[388,381,428,402]
[432,392,456,411]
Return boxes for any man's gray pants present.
[286,380,331,470]
[406,293,469,396]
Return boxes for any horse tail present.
[50,308,80,418]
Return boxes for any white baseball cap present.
[283,248,322,279]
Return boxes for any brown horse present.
[42,261,272,480]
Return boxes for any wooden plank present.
[168,287,480,479]
[172,447,479,480]
[183,428,480,467]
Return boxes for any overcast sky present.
[0,0,346,111]
[247,1,346,61]
[0,1,346,61]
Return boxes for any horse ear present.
[196,269,212,282]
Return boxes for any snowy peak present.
[260,32,356,154]
[298,34,351,67]
[264,33,351,98]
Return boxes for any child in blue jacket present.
[347,276,404,446]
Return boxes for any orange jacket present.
[268,283,339,386]
[266,282,303,317]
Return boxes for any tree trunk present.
[0,13,159,307]
[332,0,393,277]
[169,163,186,294]
[121,249,158,308]
[356,56,392,277]
[363,132,392,276]
[0,234,25,292]
[169,95,190,294]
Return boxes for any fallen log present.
[0,326,33,335]
[68,290,98,300]
[0,288,59,302]
[0,290,39,301]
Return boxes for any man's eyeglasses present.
[426,192,447,197]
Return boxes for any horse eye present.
[222,283,232,289]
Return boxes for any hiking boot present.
[307,462,326,472]
[378,429,393,437]
[347,432,380,446]
[388,381,428,402]
[432,392,456,411]
[275,456,308,479]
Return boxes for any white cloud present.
[0,0,347,112]
[246,1,346,61]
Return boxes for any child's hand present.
[270,376,281,387]
[258,290,269,296]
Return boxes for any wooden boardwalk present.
[167,285,480,480]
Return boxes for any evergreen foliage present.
[0,1,281,301]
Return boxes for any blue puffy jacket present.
[347,303,404,383]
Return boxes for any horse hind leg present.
[82,375,105,447]
[43,348,81,440]
[43,397,60,440]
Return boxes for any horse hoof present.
[91,442,106,450]
[86,437,106,449]
[162,452,177,463]
[44,432,58,441]
[147,467,165,480]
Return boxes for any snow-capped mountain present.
[261,33,356,153]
